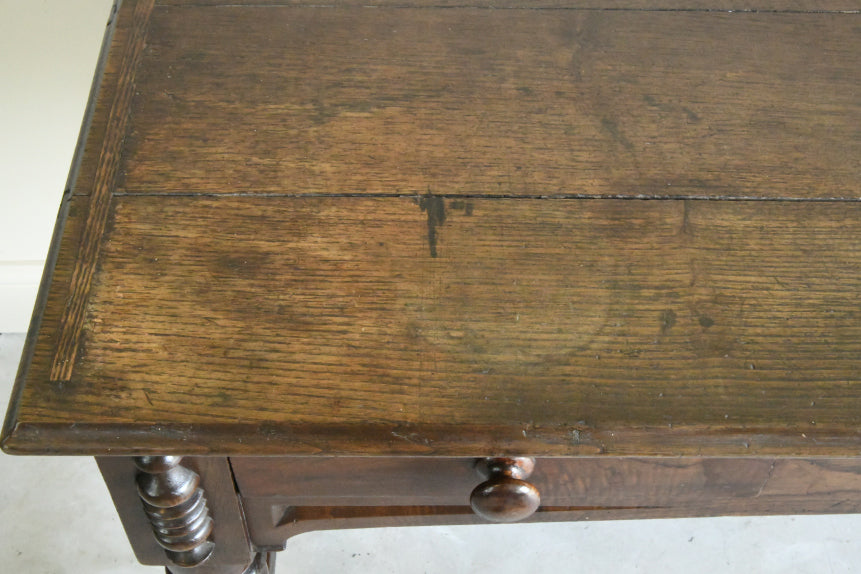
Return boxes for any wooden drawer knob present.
[469,457,540,523]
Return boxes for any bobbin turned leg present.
[97,456,272,574]
[134,456,215,568]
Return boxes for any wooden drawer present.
[232,456,861,550]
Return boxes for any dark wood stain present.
[418,193,446,258]
[659,309,677,334]
[449,200,474,216]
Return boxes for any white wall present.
[0,0,115,332]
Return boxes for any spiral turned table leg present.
[134,456,215,568]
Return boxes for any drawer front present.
[232,457,861,549]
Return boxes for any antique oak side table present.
[3,0,859,572]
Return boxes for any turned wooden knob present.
[469,457,540,523]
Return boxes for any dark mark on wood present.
[600,117,634,152]
[419,192,447,258]
[680,199,692,236]
[681,106,701,123]
[660,309,677,335]
[450,200,475,216]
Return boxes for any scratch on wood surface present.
[755,460,777,497]
[391,430,432,446]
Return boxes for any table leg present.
[135,456,215,567]
[98,456,263,573]
[163,551,275,574]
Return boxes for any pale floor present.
[2,331,861,574]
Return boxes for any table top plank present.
[155,1,861,10]
[4,196,860,455]
[118,6,860,199]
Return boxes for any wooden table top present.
[2,0,859,457]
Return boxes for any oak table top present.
[2,0,859,460]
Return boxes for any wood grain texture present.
[3,3,859,460]
[236,456,861,547]
[4,3,859,569]
[155,1,861,11]
[5,196,860,455]
[50,0,155,382]
[116,6,860,199]
[234,456,861,508]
